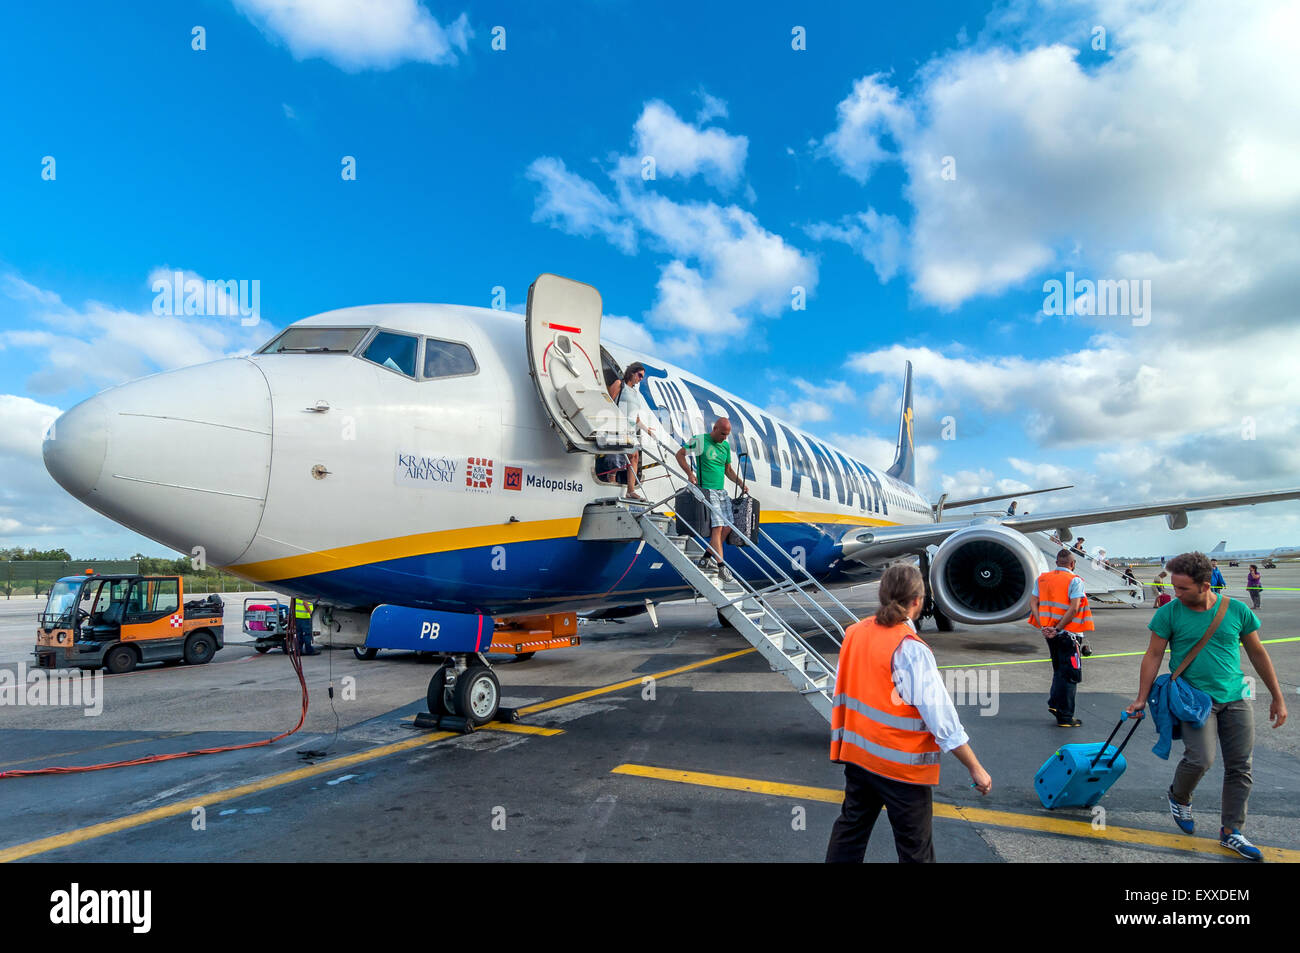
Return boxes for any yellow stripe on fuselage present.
[232,517,582,581]
[229,510,907,582]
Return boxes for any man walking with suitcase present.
[1126,551,1288,861]
[1028,549,1094,727]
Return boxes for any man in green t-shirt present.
[1127,551,1287,861]
[674,417,747,579]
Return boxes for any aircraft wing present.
[841,486,1300,564]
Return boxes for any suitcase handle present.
[1090,710,1145,768]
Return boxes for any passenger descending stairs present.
[637,512,850,721]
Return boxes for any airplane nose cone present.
[43,359,274,565]
[43,400,108,500]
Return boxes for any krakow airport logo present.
[1043,272,1152,327]
[151,270,260,327]
[0,664,103,717]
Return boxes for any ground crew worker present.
[825,564,992,863]
[294,598,319,656]
[1028,549,1094,727]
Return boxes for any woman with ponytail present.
[826,563,992,863]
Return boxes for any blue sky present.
[3,0,1299,559]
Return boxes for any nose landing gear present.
[422,654,514,731]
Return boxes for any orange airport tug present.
[34,572,224,673]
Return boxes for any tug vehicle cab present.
[34,572,224,674]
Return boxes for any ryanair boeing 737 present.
[41,274,1300,724]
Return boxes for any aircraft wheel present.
[513,652,536,662]
[184,631,217,665]
[426,665,452,716]
[353,646,379,660]
[454,666,501,726]
[255,645,270,654]
[104,645,137,674]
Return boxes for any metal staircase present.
[629,464,860,722]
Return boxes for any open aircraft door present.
[525,273,635,453]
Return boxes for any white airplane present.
[1188,541,1300,563]
[41,274,1300,722]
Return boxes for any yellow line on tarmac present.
[610,764,1300,863]
[0,730,457,864]
[486,723,564,737]
[1,648,754,862]
[936,636,1298,670]
[515,648,757,716]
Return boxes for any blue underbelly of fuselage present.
[269,521,876,616]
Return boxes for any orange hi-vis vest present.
[829,617,942,786]
[1029,570,1095,632]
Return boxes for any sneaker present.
[696,556,716,573]
[1219,828,1263,861]
[717,564,731,583]
[1047,704,1059,716]
[1168,790,1194,834]
[1055,718,1083,728]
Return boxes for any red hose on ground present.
[0,628,310,780]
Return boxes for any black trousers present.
[825,763,935,863]
[1047,634,1080,719]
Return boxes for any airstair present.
[582,440,861,723]
[526,272,860,721]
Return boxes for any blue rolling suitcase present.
[1034,711,1144,809]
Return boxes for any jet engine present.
[929,524,1049,625]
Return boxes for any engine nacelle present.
[930,524,1049,625]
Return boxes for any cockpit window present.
[258,327,369,354]
[423,339,477,379]
[362,331,419,378]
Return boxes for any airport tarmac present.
[0,562,1296,863]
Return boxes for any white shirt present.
[890,620,970,753]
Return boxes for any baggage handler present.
[1028,549,1093,727]
[295,598,319,656]
[826,564,992,863]
[675,418,747,581]
[1125,551,1287,861]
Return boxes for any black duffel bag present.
[674,487,710,542]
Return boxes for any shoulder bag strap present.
[1172,595,1229,680]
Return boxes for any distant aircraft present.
[42,273,1300,702]
[1182,540,1300,562]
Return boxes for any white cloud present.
[818,74,912,184]
[846,328,1300,450]
[234,0,471,71]
[526,101,815,353]
[602,313,657,352]
[695,89,729,124]
[524,157,637,254]
[805,208,905,282]
[0,272,274,396]
[632,100,748,189]
[766,378,856,428]
[0,394,73,539]
[817,0,1300,318]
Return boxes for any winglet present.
[885,361,915,486]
